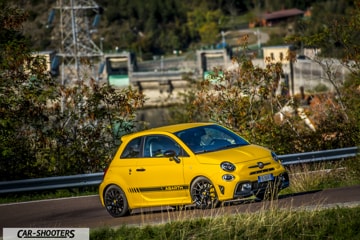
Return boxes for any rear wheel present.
[190,177,220,209]
[104,185,130,217]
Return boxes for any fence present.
[0,147,358,194]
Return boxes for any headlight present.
[271,152,280,162]
[220,161,236,172]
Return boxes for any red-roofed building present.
[260,8,305,27]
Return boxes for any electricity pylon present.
[50,0,103,85]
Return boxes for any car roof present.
[121,122,216,141]
[147,122,215,133]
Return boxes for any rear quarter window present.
[120,137,141,158]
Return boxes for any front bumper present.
[233,172,290,198]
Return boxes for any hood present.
[195,144,271,164]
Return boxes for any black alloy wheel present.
[190,177,220,209]
[104,185,130,217]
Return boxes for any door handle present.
[136,168,146,172]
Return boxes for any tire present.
[104,185,130,217]
[190,177,220,209]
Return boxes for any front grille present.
[248,162,271,168]
[249,168,275,175]
[234,180,270,197]
[251,181,269,190]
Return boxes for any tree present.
[286,0,360,145]
[40,81,144,176]
[0,1,56,180]
[186,48,299,153]
[0,1,145,180]
[171,8,360,154]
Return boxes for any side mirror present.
[164,150,181,163]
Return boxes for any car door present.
[134,135,188,206]
[115,136,143,204]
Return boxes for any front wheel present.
[104,185,130,217]
[190,177,220,209]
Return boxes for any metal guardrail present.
[0,147,358,194]
[279,146,359,166]
[0,172,104,194]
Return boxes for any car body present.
[99,122,289,217]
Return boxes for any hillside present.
[20,0,352,60]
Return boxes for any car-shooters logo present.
[3,228,89,240]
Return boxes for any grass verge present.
[284,158,360,194]
[90,205,360,240]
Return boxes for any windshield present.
[175,124,249,154]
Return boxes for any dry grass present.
[284,157,360,195]
[91,203,360,239]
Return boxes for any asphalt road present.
[1,185,360,237]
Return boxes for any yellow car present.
[99,122,289,217]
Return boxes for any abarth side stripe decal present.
[128,187,141,193]
[127,185,189,193]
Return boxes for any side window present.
[120,137,141,158]
[144,135,182,157]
